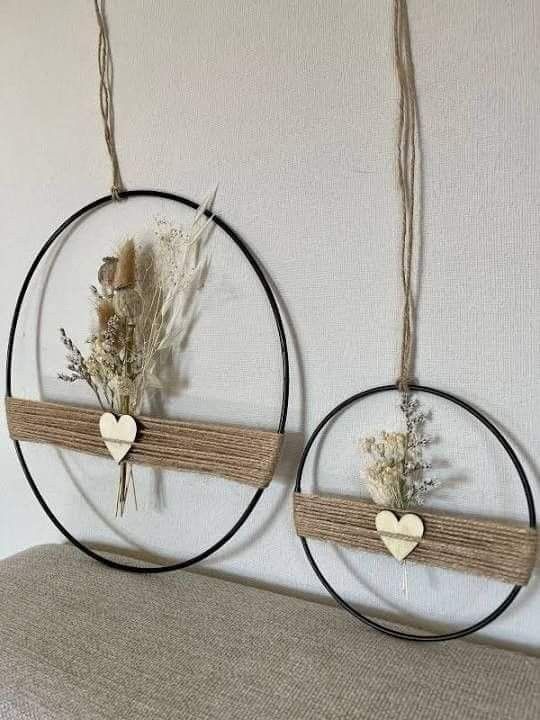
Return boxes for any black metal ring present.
[6,189,290,573]
[295,383,536,641]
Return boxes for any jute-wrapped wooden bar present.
[6,397,283,489]
[294,492,536,585]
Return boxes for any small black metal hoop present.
[295,383,536,641]
[6,189,290,573]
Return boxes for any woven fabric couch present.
[0,544,538,720]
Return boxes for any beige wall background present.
[1,0,538,653]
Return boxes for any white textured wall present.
[1,1,538,654]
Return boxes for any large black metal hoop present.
[295,383,536,641]
[6,189,290,573]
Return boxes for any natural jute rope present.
[395,0,417,393]
[94,0,124,199]
[294,493,536,586]
[6,398,282,489]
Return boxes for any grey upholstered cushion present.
[0,545,538,720]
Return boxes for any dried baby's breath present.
[359,394,439,510]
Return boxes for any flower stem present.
[116,321,135,517]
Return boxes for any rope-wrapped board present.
[294,493,536,586]
[6,398,282,489]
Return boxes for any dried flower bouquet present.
[58,199,213,515]
[359,394,438,510]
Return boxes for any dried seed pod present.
[98,256,118,296]
[113,287,141,321]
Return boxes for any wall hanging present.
[293,0,536,641]
[5,0,289,573]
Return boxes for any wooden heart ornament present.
[99,412,137,463]
[375,510,424,562]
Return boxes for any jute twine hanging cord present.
[94,0,124,199]
[394,0,417,393]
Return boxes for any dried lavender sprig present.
[58,328,106,410]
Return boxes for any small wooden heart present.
[99,412,137,463]
[375,510,424,562]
